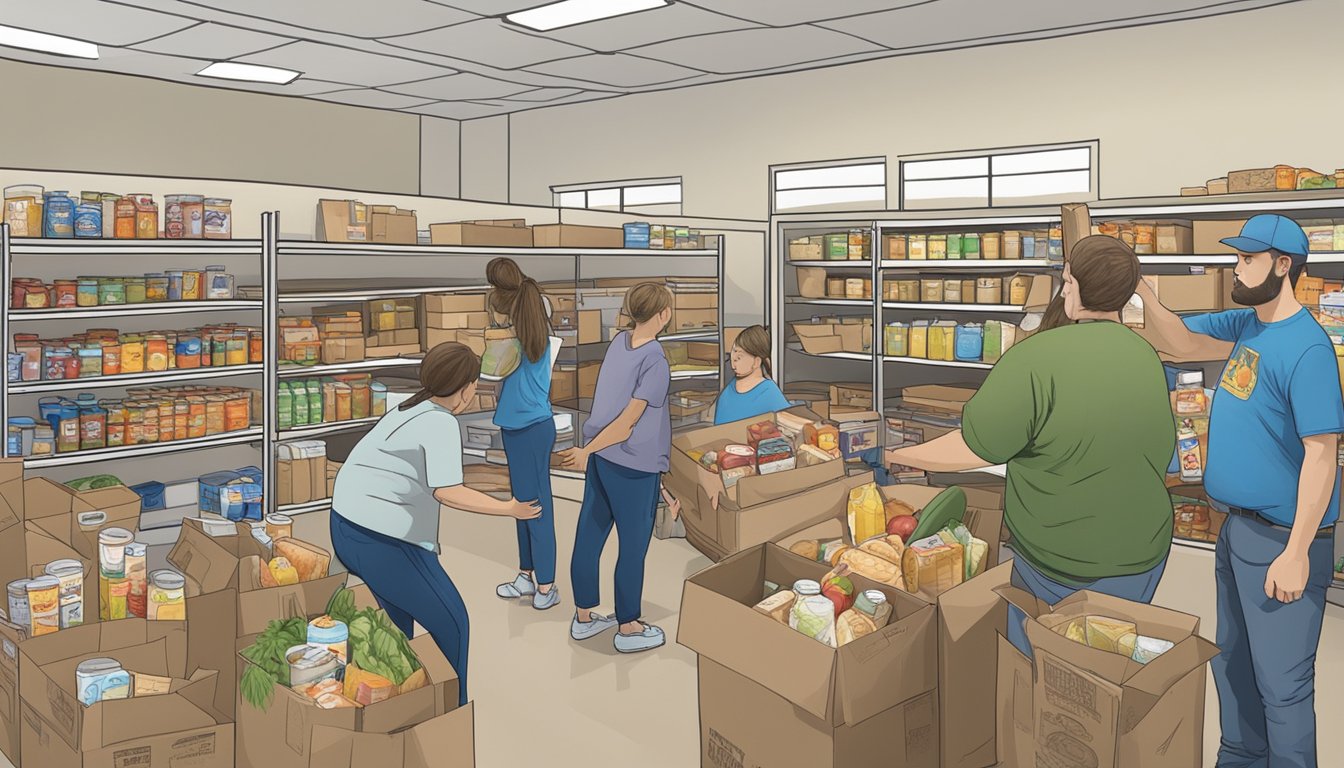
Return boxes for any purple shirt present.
[583,331,671,474]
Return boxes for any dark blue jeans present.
[329,511,470,707]
[501,418,558,585]
[1005,548,1167,660]
[1214,515,1332,768]
[570,454,660,625]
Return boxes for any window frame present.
[898,141,1099,210]
[551,177,683,214]
[770,157,887,215]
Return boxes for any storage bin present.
[130,481,167,512]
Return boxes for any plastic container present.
[32,426,54,456]
[6,579,30,629]
[147,570,185,620]
[307,617,349,665]
[78,346,103,378]
[103,399,126,447]
[371,381,388,417]
[955,323,984,362]
[98,528,134,579]
[145,274,170,302]
[885,322,909,358]
[130,480,166,512]
[78,395,107,450]
[788,580,835,646]
[265,513,294,542]
[125,543,148,619]
[76,658,131,706]
[124,277,147,304]
[74,202,102,238]
[7,417,34,457]
[43,191,76,238]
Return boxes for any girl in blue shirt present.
[488,258,563,610]
[714,325,790,425]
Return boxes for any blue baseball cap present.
[1220,214,1310,263]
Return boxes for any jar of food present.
[43,191,76,238]
[788,580,835,645]
[147,569,187,621]
[163,195,186,239]
[17,343,41,381]
[203,199,232,239]
[144,274,169,302]
[77,396,106,450]
[324,381,340,423]
[114,196,137,239]
[62,346,82,380]
[119,335,145,373]
[103,400,126,447]
[124,277,147,304]
[175,335,201,369]
[74,202,102,239]
[166,270,184,301]
[98,528,133,579]
[125,543,148,619]
[248,329,263,363]
[211,334,228,367]
[204,266,235,299]
[78,346,102,378]
[182,270,203,301]
[27,576,61,636]
[265,513,294,542]
[32,426,54,456]
[98,279,125,306]
[133,194,158,239]
[371,381,387,416]
[125,402,145,445]
[45,559,84,629]
[53,280,78,308]
[4,185,43,237]
[76,658,130,705]
[6,579,30,630]
[76,278,99,307]
[145,334,169,372]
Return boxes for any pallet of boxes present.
[678,468,1006,768]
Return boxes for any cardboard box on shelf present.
[429,221,533,247]
[1193,219,1249,254]
[452,328,486,356]
[369,206,418,245]
[670,308,718,333]
[830,382,873,409]
[789,237,824,261]
[368,298,418,333]
[1227,168,1277,194]
[367,341,422,359]
[425,292,487,315]
[672,292,718,311]
[277,442,329,507]
[427,311,490,331]
[836,322,873,355]
[578,362,601,399]
[678,543,940,768]
[793,323,844,355]
[1156,222,1194,254]
[532,224,624,249]
[996,588,1218,768]
[1145,270,1227,312]
[314,311,363,337]
[20,620,234,768]
[371,329,419,347]
[797,267,828,298]
[317,199,368,243]
[321,335,366,365]
[236,586,473,768]
[551,369,577,404]
[900,385,977,414]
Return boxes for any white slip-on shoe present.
[570,612,618,641]
[497,573,536,599]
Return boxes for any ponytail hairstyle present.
[486,257,551,364]
[399,342,480,411]
[621,282,674,331]
[734,325,774,379]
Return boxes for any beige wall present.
[0,59,423,194]
[461,116,510,203]
[506,0,1344,220]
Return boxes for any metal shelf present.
[883,302,1025,312]
[277,498,334,516]
[279,242,720,258]
[788,298,870,308]
[10,301,262,320]
[663,330,719,342]
[1139,252,1344,265]
[792,348,871,362]
[884,356,993,370]
[279,417,380,441]
[10,238,261,256]
[881,259,1055,270]
[789,261,871,268]
[9,364,264,394]
[279,284,490,303]
[24,427,264,468]
[671,370,719,380]
[278,358,421,378]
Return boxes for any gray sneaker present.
[533,586,561,611]
[571,612,618,641]
[614,622,666,654]
[497,573,535,599]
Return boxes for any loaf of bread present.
[836,609,879,646]
[840,548,905,590]
[274,538,332,582]
[859,537,904,566]
[1084,616,1138,653]
[902,535,964,599]
[821,540,851,567]
[753,590,796,624]
[884,499,915,520]
[790,540,821,562]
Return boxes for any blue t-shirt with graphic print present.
[1183,308,1344,526]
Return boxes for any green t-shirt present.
[961,321,1176,585]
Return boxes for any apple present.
[887,515,918,543]
[821,575,855,617]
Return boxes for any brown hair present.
[734,325,774,379]
[622,282,674,330]
[486,257,550,363]
[399,342,480,411]
[1039,235,1141,331]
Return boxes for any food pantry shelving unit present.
[771,191,1344,606]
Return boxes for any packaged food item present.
[836,608,878,646]
[133,194,158,239]
[43,191,76,238]
[756,438,795,475]
[753,590,796,624]
[1178,432,1203,482]
[147,569,186,620]
[133,673,174,698]
[288,644,342,690]
[274,538,331,581]
[4,184,44,237]
[839,548,905,590]
[125,542,148,619]
[344,664,397,706]
[907,234,927,260]
[909,321,929,359]
[266,513,294,541]
[853,589,892,628]
[6,579,31,629]
[45,559,84,629]
[718,444,755,470]
[885,322,909,357]
[308,616,350,665]
[76,658,131,706]
[267,557,301,586]
[1131,635,1175,664]
[847,482,886,544]
[1084,616,1139,653]
[982,232,1002,260]
[902,534,964,599]
[74,201,102,238]
[27,576,60,636]
[927,234,947,260]
[859,536,905,566]
[788,580,836,647]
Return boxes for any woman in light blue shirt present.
[714,325,790,425]
[330,342,540,706]
[486,258,562,610]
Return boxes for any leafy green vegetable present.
[239,616,309,711]
[326,588,357,626]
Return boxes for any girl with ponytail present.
[330,341,541,708]
[713,325,790,425]
[487,258,564,610]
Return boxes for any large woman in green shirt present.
[887,235,1176,656]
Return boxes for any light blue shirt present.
[584,332,671,474]
[332,400,464,549]
[494,351,553,430]
[714,379,791,425]
[1184,308,1344,526]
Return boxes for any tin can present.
[26,576,60,636]
[74,203,102,238]
[265,513,294,542]
[45,559,84,629]
[6,579,30,628]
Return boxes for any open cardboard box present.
[24,477,141,583]
[678,543,939,768]
[19,619,233,768]
[236,585,473,768]
[995,587,1218,768]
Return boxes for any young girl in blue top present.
[487,258,562,610]
[714,325,790,425]
[560,283,674,653]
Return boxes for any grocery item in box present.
[846,482,885,544]
[839,547,905,590]
[902,533,964,599]
[755,438,795,475]
[753,589,795,623]
[274,537,332,582]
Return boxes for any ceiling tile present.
[159,0,480,39]
[422,0,539,14]
[820,0,1290,50]
[525,53,701,88]
[380,18,592,70]
[131,22,292,59]
[631,25,881,74]
[313,89,439,110]
[499,87,585,103]
[683,0,928,27]
[533,2,758,51]
[383,72,534,101]
[409,101,511,120]
[0,1,196,46]
[237,41,451,87]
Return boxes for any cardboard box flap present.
[94,675,218,747]
[409,634,459,690]
[237,573,348,637]
[835,587,937,724]
[677,546,838,721]
[938,561,1014,640]
[993,585,1053,621]
[1124,635,1219,699]
[733,460,845,508]
[358,681,444,735]
[0,460,22,531]
[309,705,475,768]
[24,521,85,580]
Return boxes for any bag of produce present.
[479,328,522,380]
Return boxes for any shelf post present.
[262,212,278,517]
[1,223,9,458]
[871,223,884,459]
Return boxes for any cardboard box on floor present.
[20,619,234,768]
[664,408,851,562]
[236,585,474,768]
[679,543,939,768]
[996,587,1218,768]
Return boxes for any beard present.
[1231,270,1285,306]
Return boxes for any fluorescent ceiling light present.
[0,25,98,59]
[508,0,669,32]
[196,62,300,85]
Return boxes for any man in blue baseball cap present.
[1138,213,1342,768]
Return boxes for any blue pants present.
[329,511,470,707]
[1006,549,1167,659]
[501,418,558,585]
[570,454,660,625]
[1213,515,1332,768]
